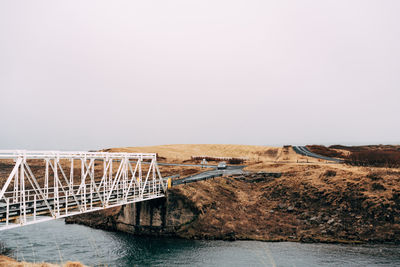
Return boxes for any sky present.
[1,0,399,150]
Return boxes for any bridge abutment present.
[114,192,197,236]
[66,190,198,237]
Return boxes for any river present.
[1,219,399,266]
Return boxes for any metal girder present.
[0,150,168,231]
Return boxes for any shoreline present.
[64,219,398,245]
[0,255,86,267]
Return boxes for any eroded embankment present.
[66,165,400,243]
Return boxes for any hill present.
[66,144,400,243]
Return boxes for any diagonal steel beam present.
[0,158,22,201]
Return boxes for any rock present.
[287,206,294,212]
[327,219,335,225]
[309,216,320,224]
[278,203,286,209]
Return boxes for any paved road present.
[158,162,216,168]
[172,166,245,186]
[293,146,343,163]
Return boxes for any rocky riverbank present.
[66,163,400,243]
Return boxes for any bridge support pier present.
[67,191,198,236]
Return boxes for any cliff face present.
[66,164,400,243]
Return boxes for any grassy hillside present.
[67,144,400,243]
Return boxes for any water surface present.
[1,220,400,266]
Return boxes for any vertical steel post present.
[109,159,113,193]
[6,198,9,226]
[33,195,36,221]
[123,157,127,200]
[13,161,19,203]
[90,159,94,210]
[103,157,107,198]
[20,158,26,224]
[45,159,49,198]
[138,158,142,195]
[70,159,74,194]
[65,191,68,215]
[54,158,60,217]
[152,158,156,195]
[81,157,86,211]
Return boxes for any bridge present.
[0,150,168,231]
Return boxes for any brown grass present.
[0,256,86,267]
[306,145,345,158]
[104,144,280,162]
[62,144,400,243]
[104,144,327,165]
[170,161,400,242]
[345,150,400,168]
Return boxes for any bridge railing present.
[0,150,167,231]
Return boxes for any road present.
[293,146,343,163]
[172,166,245,185]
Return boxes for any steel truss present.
[0,150,167,231]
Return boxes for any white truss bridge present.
[0,150,168,231]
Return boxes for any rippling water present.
[1,219,400,266]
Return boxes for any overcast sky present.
[1,0,399,150]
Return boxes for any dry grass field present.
[104,144,324,164]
